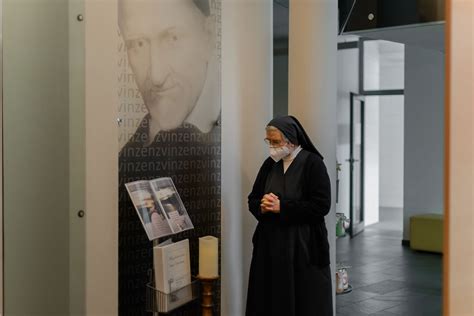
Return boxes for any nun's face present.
[265,130,287,148]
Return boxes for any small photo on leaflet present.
[151,177,194,233]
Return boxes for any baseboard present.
[402,239,410,247]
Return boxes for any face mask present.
[269,146,291,162]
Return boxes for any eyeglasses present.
[264,138,287,148]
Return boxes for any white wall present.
[403,45,444,241]
[377,41,405,90]
[3,1,120,314]
[336,47,358,218]
[3,0,70,314]
[364,96,380,226]
[363,41,381,89]
[221,0,273,315]
[363,42,381,226]
[69,0,86,314]
[288,1,337,312]
[84,0,118,314]
[379,96,404,208]
[377,42,405,210]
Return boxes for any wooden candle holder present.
[197,276,219,316]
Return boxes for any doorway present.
[336,29,443,316]
[338,39,405,237]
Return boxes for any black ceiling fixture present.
[274,0,289,9]
[338,0,444,34]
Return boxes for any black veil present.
[267,115,324,160]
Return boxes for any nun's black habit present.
[246,116,333,316]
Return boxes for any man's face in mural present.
[119,0,213,131]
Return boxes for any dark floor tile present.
[391,275,442,292]
[350,262,397,275]
[349,275,396,291]
[357,280,407,295]
[337,304,372,316]
[350,272,395,285]
[381,266,413,277]
[335,298,354,308]
[374,287,435,300]
[347,298,402,314]
[336,208,442,316]
[369,311,399,316]
[336,290,378,306]
[383,298,442,316]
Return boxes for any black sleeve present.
[248,158,272,221]
[279,156,331,224]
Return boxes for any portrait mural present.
[117,0,221,314]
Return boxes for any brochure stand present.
[127,179,213,314]
[146,269,200,315]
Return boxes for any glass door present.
[349,93,365,237]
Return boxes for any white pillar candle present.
[199,236,219,278]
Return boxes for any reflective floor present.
[336,208,442,315]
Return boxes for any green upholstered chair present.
[410,214,444,253]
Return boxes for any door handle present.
[345,158,360,163]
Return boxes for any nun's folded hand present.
[260,193,281,213]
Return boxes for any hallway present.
[336,208,442,315]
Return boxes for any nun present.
[246,116,333,316]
